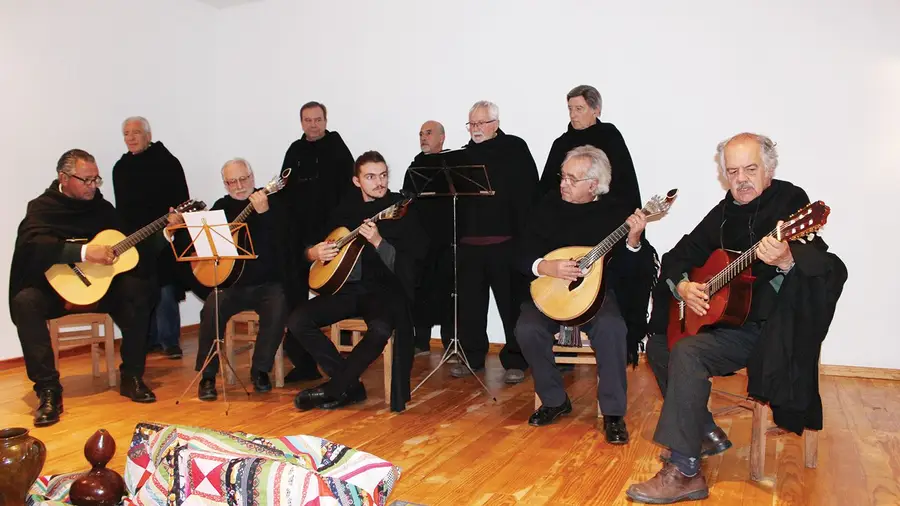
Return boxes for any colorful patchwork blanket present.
[27,422,401,506]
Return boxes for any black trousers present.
[457,242,527,370]
[11,273,155,394]
[516,290,628,414]
[645,324,761,457]
[412,245,454,350]
[195,282,288,379]
[286,283,401,398]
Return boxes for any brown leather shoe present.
[626,463,709,503]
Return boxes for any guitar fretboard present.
[577,223,631,270]
[706,228,780,296]
[112,214,173,256]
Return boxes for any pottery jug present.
[70,429,125,506]
[0,427,47,506]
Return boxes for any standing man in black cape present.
[277,101,355,383]
[453,100,539,384]
[627,133,847,503]
[113,116,192,359]
[402,120,454,356]
[288,151,426,411]
[10,149,162,427]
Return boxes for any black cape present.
[9,181,127,318]
[538,121,641,211]
[458,129,539,238]
[210,191,286,287]
[319,191,427,412]
[277,130,355,304]
[647,180,847,433]
[112,141,190,292]
[517,191,658,365]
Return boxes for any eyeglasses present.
[558,172,594,185]
[224,175,252,187]
[465,119,497,130]
[67,173,103,187]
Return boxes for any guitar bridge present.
[68,264,91,287]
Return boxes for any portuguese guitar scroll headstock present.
[641,188,679,220]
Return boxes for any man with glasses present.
[515,145,650,444]
[453,100,539,384]
[10,149,163,426]
[193,158,288,400]
[278,101,355,384]
[113,116,192,360]
[289,151,425,411]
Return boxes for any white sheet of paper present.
[183,210,239,258]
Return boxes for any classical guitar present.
[45,199,207,306]
[666,200,830,349]
[308,196,414,296]
[531,189,678,326]
[192,169,292,288]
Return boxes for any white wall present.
[0,0,217,359]
[3,0,899,369]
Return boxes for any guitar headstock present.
[175,199,207,213]
[380,197,413,221]
[263,168,292,195]
[641,189,678,219]
[778,200,830,242]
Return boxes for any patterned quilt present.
[27,422,401,506]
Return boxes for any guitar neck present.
[577,223,630,269]
[706,228,779,296]
[334,211,386,249]
[112,213,172,255]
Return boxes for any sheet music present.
[183,210,239,258]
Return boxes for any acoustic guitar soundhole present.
[567,278,584,291]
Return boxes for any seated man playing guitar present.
[515,145,651,444]
[289,150,425,411]
[9,149,166,427]
[194,158,289,400]
[627,133,848,504]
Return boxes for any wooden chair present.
[47,313,116,387]
[223,310,285,388]
[711,369,818,481]
[533,328,601,416]
[329,318,393,406]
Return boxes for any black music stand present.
[166,216,256,413]
[406,155,497,400]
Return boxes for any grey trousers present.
[645,324,761,457]
[516,290,628,415]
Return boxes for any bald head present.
[419,120,445,154]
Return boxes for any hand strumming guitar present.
[85,244,116,265]
[676,280,709,316]
[538,259,583,282]
[358,219,382,248]
[308,241,339,263]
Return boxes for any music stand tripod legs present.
[176,257,250,413]
[412,194,496,401]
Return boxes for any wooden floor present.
[2,333,899,506]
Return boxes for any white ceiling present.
[193,0,263,9]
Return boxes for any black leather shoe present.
[198,378,217,401]
[293,386,330,411]
[120,376,157,403]
[603,415,629,444]
[163,345,183,359]
[701,426,732,457]
[284,367,323,384]
[251,371,272,393]
[320,382,367,410]
[529,397,573,426]
[34,389,63,427]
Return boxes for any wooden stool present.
[329,318,393,406]
[533,329,601,416]
[47,313,116,387]
[223,310,285,387]
[711,369,818,481]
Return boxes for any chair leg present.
[352,330,362,347]
[104,315,116,387]
[330,323,340,347]
[534,393,540,410]
[750,401,767,481]
[91,323,100,378]
[274,341,285,388]
[225,320,236,385]
[383,335,393,406]
[804,430,818,468]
